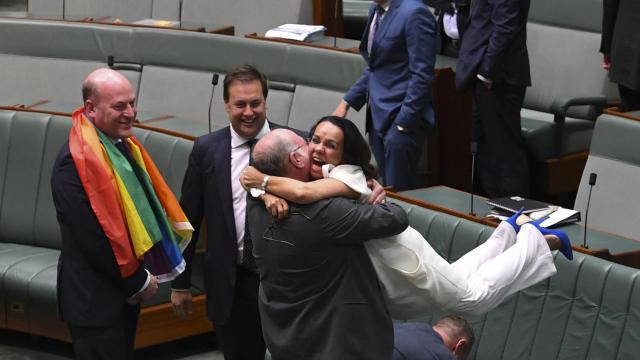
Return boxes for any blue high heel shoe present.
[505,207,525,233]
[530,219,573,260]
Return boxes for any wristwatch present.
[249,175,270,198]
[395,124,409,133]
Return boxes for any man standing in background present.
[456,0,532,197]
[171,65,302,360]
[334,0,436,191]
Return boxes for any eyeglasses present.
[290,144,304,155]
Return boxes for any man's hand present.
[128,274,159,304]
[171,290,194,320]
[262,193,289,221]
[366,179,386,205]
[603,53,611,70]
[240,166,265,190]
[332,100,350,118]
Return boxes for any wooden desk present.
[59,16,235,35]
[604,107,640,122]
[388,185,640,269]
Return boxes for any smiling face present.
[85,71,136,139]
[308,121,345,180]
[225,79,267,139]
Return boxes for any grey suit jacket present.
[248,197,409,360]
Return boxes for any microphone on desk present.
[469,141,478,216]
[582,172,597,248]
[208,73,220,134]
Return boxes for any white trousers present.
[365,222,557,319]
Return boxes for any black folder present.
[486,196,550,214]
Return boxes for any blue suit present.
[393,322,456,360]
[456,0,531,197]
[344,0,436,191]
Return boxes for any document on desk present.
[265,24,326,42]
[539,207,580,228]
[133,19,180,28]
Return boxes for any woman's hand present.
[240,166,266,190]
[261,193,289,221]
[366,179,386,205]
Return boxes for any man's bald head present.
[82,68,137,139]
[253,129,310,182]
[82,68,131,103]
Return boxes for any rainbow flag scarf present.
[69,107,193,282]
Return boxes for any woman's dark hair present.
[309,116,378,179]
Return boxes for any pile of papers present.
[265,24,327,42]
[486,197,580,228]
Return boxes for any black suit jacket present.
[172,122,303,324]
[248,196,409,360]
[51,143,147,326]
[455,0,531,90]
[600,0,640,91]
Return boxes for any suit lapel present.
[375,0,401,42]
[213,129,237,239]
[360,4,377,60]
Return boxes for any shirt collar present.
[230,120,271,148]
[378,0,391,11]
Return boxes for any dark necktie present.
[367,5,386,55]
[242,139,258,271]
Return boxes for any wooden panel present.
[428,67,474,191]
[135,294,213,349]
[313,0,344,37]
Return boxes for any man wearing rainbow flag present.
[51,68,193,360]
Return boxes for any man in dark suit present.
[393,315,475,360]
[601,0,640,112]
[51,68,159,359]
[247,129,409,359]
[171,65,299,360]
[425,0,470,57]
[456,0,531,197]
[334,0,436,191]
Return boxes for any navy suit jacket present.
[393,322,456,360]
[172,122,302,324]
[455,0,531,90]
[344,0,436,133]
[51,143,147,326]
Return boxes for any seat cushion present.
[520,108,594,161]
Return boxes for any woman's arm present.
[240,166,359,204]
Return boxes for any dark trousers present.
[368,109,428,192]
[68,303,139,360]
[215,266,265,360]
[618,84,640,112]
[472,81,530,197]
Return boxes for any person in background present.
[393,315,475,360]
[601,0,640,112]
[455,0,532,197]
[333,0,436,191]
[170,64,303,360]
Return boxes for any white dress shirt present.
[229,121,271,264]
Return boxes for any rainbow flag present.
[69,107,193,282]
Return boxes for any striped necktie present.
[367,5,386,56]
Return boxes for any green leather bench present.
[0,108,211,348]
[390,198,640,360]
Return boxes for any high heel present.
[505,207,525,233]
[530,220,573,260]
